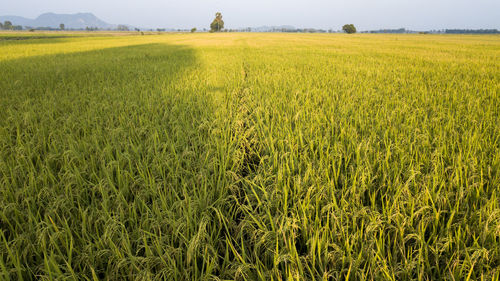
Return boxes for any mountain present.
[0,13,116,29]
[0,15,33,27]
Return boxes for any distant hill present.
[0,13,116,29]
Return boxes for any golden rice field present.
[0,32,499,280]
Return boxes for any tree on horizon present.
[3,21,12,30]
[342,24,357,34]
[210,12,224,32]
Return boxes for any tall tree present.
[0,22,3,30]
[60,23,65,30]
[210,12,224,32]
[3,21,13,30]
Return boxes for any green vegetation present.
[0,33,499,280]
[116,25,129,32]
[2,21,12,30]
[342,24,357,34]
[0,21,23,31]
[210,12,224,32]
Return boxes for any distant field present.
[0,33,499,280]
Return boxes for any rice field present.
[0,32,499,280]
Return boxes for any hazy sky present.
[3,0,500,30]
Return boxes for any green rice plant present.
[0,33,499,280]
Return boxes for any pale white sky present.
[2,0,500,30]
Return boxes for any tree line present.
[208,13,358,34]
[6,14,498,35]
[0,21,23,30]
[445,29,499,34]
